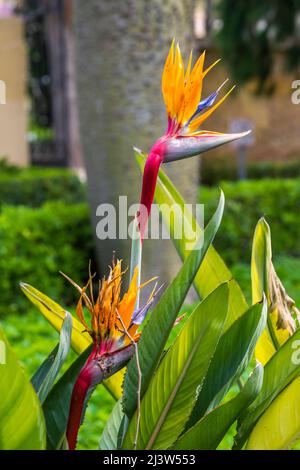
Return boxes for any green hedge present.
[200,178,300,264]
[0,167,86,208]
[201,158,300,186]
[0,201,93,316]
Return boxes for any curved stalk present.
[66,344,135,450]
[139,149,164,239]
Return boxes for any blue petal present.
[188,79,229,124]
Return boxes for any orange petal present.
[173,43,185,118]
[162,40,175,116]
[203,58,221,78]
[181,51,206,125]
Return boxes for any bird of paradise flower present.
[65,259,158,450]
[139,41,250,237]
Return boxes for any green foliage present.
[0,326,46,449]
[201,158,300,186]
[123,284,230,450]
[173,364,263,450]
[1,154,300,451]
[200,178,300,264]
[123,187,225,418]
[0,201,93,316]
[231,256,300,307]
[99,401,124,450]
[136,150,248,329]
[31,312,72,404]
[187,300,267,427]
[236,326,300,448]
[0,310,114,450]
[43,345,93,449]
[216,1,300,92]
[0,167,85,209]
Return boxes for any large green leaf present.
[99,400,124,450]
[135,150,248,329]
[187,298,267,427]
[20,282,91,354]
[42,344,93,449]
[173,363,263,450]
[251,217,276,364]
[122,189,225,418]
[0,327,46,449]
[246,375,300,450]
[251,218,294,365]
[236,326,300,448]
[122,283,229,450]
[20,282,123,400]
[31,312,72,404]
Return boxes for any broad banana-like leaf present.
[20,282,91,354]
[236,326,300,448]
[0,327,46,449]
[99,400,124,450]
[173,363,263,450]
[122,283,229,450]
[135,150,248,329]
[122,190,225,418]
[187,297,267,427]
[31,311,72,404]
[42,344,93,449]
[251,218,296,364]
[20,282,123,400]
[246,375,300,449]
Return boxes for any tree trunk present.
[72,0,198,291]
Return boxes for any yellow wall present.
[0,16,28,166]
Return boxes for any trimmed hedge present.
[200,178,300,264]
[201,158,300,186]
[0,201,93,316]
[0,167,85,208]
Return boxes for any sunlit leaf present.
[187,298,267,427]
[20,282,123,400]
[0,327,46,449]
[123,189,225,418]
[42,344,93,449]
[135,150,248,329]
[122,283,229,450]
[246,375,300,450]
[173,363,263,450]
[251,218,295,365]
[99,400,124,450]
[31,311,72,404]
[236,327,300,448]
[20,282,90,354]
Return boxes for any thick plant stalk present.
[139,146,164,239]
[66,344,134,450]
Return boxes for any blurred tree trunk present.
[73,0,198,290]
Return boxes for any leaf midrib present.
[145,325,208,450]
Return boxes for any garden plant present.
[1,43,299,451]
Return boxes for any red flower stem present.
[66,359,97,450]
[66,344,135,450]
[139,150,164,240]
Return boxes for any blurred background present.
[0,0,300,449]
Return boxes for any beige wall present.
[200,49,300,167]
[0,16,28,166]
